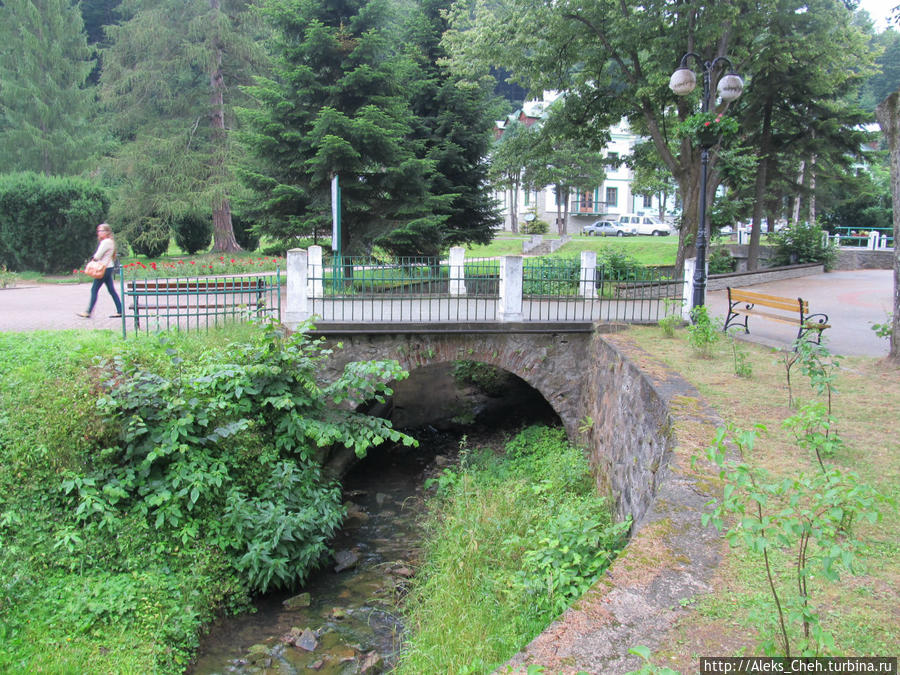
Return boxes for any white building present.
[494,96,667,234]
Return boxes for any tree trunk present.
[509,175,519,233]
[208,0,241,253]
[809,153,817,224]
[875,90,900,363]
[791,160,805,224]
[749,101,774,271]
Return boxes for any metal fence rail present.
[121,271,281,336]
[303,255,681,324]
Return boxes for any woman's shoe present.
[109,313,122,318]
[77,312,91,318]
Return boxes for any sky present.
[857,0,898,29]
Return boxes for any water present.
[188,433,448,675]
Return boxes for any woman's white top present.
[92,238,116,268]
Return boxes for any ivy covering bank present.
[0,324,412,672]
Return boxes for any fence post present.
[285,248,310,328]
[449,246,466,296]
[682,258,696,321]
[879,233,888,249]
[308,245,324,297]
[868,231,878,250]
[580,250,597,298]
[834,233,841,248]
[498,255,523,321]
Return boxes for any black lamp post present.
[669,53,743,310]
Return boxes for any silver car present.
[582,220,634,237]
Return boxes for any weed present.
[687,305,721,358]
[727,328,753,378]
[870,313,892,340]
[625,646,681,675]
[658,298,684,338]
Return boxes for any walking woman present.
[78,223,123,318]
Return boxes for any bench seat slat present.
[724,286,829,346]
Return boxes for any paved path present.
[0,270,893,357]
[706,269,892,357]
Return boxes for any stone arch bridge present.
[308,321,725,673]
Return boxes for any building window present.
[524,190,531,206]
[606,187,618,208]
[606,152,619,167]
[643,194,653,209]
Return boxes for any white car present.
[616,214,672,236]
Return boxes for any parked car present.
[582,220,634,237]
[616,214,672,236]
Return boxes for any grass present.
[396,427,628,674]
[0,327,260,673]
[621,325,899,667]
[464,231,679,267]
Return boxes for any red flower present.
[230,258,235,263]
[703,121,711,127]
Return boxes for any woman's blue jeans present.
[87,267,123,315]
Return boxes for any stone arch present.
[317,331,593,439]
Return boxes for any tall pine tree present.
[101,0,265,251]
[238,0,436,256]
[0,0,102,175]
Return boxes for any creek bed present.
[187,428,466,675]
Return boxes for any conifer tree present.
[238,0,436,256]
[0,0,102,175]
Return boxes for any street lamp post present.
[669,53,743,311]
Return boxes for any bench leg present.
[722,304,750,334]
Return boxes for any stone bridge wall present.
[316,326,686,528]
[314,326,724,673]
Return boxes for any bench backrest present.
[728,288,808,314]
[129,280,262,292]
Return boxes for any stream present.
[188,429,451,675]
[189,363,559,674]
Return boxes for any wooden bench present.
[127,278,268,328]
[723,287,830,345]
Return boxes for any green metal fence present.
[306,256,681,323]
[120,271,281,336]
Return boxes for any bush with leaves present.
[128,214,171,258]
[63,322,415,592]
[768,221,837,270]
[173,212,212,255]
[688,305,721,357]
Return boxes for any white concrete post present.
[498,255,523,322]
[285,248,310,328]
[879,233,888,249]
[738,228,749,245]
[308,245,323,298]
[682,258,696,321]
[868,231,878,250]
[449,246,466,296]
[834,233,841,248]
[579,250,597,298]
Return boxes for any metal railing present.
[828,227,893,249]
[291,249,682,325]
[120,271,281,336]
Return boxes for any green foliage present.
[700,424,888,657]
[127,215,171,258]
[658,298,683,338]
[172,212,212,255]
[452,360,508,397]
[0,172,110,273]
[708,247,736,274]
[677,112,739,146]
[521,218,550,235]
[726,328,753,378]
[70,322,414,593]
[399,426,628,673]
[231,212,261,252]
[625,646,682,675]
[0,264,19,288]
[687,305,721,358]
[870,313,892,340]
[768,221,838,270]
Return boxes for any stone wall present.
[706,262,824,291]
[834,248,894,270]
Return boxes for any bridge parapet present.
[285,247,682,328]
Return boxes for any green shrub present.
[173,212,212,255]
[688,305,721,358]
[0,171,110,273]
[768,221,837,270]
[128,215,171,258]
[521,218,550,235]
[231,213,260,251]
[708,247,736,274]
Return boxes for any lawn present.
[621,325,899,668]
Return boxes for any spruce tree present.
[238,0,434,256]
[0,0,102,175]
